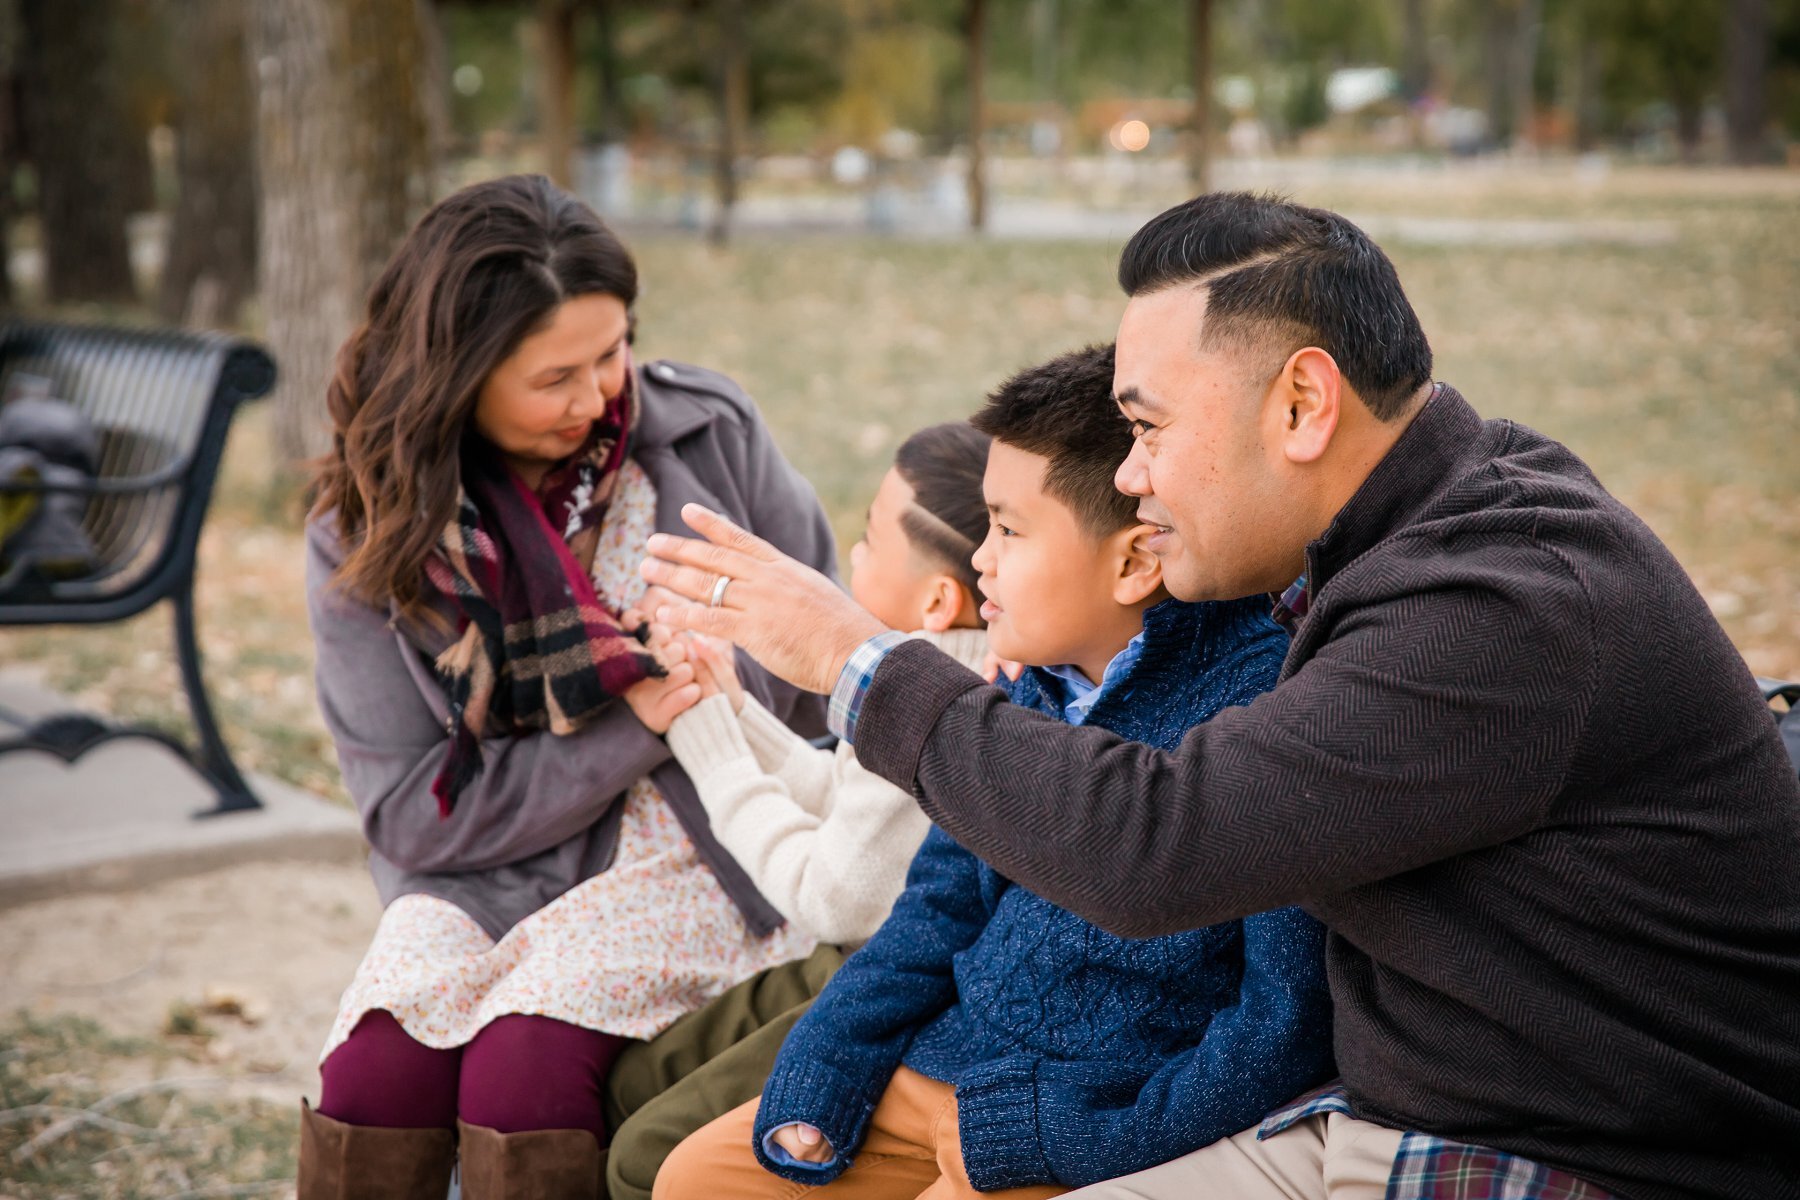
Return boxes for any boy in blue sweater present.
[654,345,1332,1200]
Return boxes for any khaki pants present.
[1063,1113,1403,1200]
[652,1065,1067,1200]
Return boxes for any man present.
[640,192,1800,1200]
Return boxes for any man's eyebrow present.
[1114,386,1166,415]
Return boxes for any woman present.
[301,174,834,1198]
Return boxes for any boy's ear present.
[919,573,966,633]
[1111,523,1166,607]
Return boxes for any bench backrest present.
[0,320,276,623]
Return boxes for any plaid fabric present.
[828,631,910,743]
[425,361,663,817]
[1258,1084,1615,1200]
[1270,572,1311,631]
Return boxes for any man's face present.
[1113,286,1294,601]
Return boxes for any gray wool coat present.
[305,360,838,941]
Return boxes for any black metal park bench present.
[0,319,277,817]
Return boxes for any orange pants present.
[652,1065,1067,1200]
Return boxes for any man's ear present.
[919,574,965,633]
[1111,523,1166,606]
[1273,346,1343,466]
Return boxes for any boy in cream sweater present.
[604,422,993,1200]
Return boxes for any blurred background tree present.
[1,0,1797,470]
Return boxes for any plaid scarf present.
[424,363,663,817]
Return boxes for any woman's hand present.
[770,1121,834,1165]
[621,608,701,733]
[624,667,700,734]
[689,636,746,713]
[640,505,889,696]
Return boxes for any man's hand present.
[639,504,888,695]
[770,1121,834,1165]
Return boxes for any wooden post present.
[1188,0,1212,191]
[967,0,987,232]
[539,0,576,188]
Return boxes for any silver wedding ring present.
[708,574,732,608]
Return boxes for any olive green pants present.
[604,944,845,1200]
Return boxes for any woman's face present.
[474,293,631,485]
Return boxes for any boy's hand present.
[771,1121,834,1165]
[690,636,747,713]
[982,649,1025,683]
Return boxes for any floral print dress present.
[320,458,815,1060]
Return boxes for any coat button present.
[653,363,677,380]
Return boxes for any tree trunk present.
[1188,0,1213,190]
[1510,0,1542,151]
[538,0,576,188]
[1400,0,1428,148]
[18,0,137,304]
[0,0,21,308]
[966,0,987,232]
[593,0,625,144]
[158,0,258,329]
[254,0,435,471]
[1483,0,1517,148]
[341,0,435,293]
[254,0,356,469]
[709,0,748,246]
[1724,0,1770,164]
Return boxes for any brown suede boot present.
[298,1100,456,1200]
[456,1120,607,1200]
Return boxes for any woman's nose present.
[572,368,608,418]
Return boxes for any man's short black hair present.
[970,343,1136,539]
[1117,191,1432,419]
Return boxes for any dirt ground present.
[0,860,382,1105]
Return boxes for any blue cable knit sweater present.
[752,597,1335,1191]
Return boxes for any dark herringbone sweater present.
[852,386,1800,1200]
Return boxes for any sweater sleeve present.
[953,906,1335,1189]
[735,695,837,813]
[666,694,930,944]
[306,518,665,874]
[751,825,1001,1184]
[852,547,1599,936]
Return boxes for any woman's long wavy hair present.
[312,175,638,629]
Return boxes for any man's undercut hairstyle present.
[971,343,1138,538]
[892,421,992,604]
[1117,191,1433,420]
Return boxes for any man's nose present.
[1115,441,1151,497]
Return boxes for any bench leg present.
[173,584,262,817]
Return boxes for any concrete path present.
[0,668,364,909]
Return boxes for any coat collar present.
[632,360,727,449]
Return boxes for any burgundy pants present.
[317,1010,626,1143]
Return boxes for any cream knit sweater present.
[665,628,991,947]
